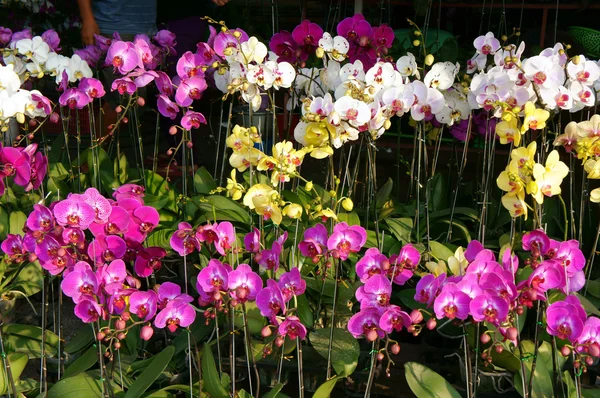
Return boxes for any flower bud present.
[480,333,491,344]
[114,342,121,350]
[560,346,571,356]
[501,35,508,41]
[186,141,194,149]
[261,326,272,337]
[410,309,423,324]
[414,31,422,36]
[115,319,126,330]
[341,198,354,211]
[377,352,385,361]
[140,325,154,341]
[96,332,105,341]
[137,97,145,106]
[50,112,60,123]
[586,356,594,366]
[316,47,324,58]
[275,336,285,347]
[121,312,131,321]
[495,345,504,353]
[424,54,434,66]
[589,343,600,357]
[413,40,421,47]
[305,181,314,191]
[506,327,518,341]
[426,318,437,330]
[366,329,378,342]
[232,31,241,38]
[391,344,400,355]
[117,332,126,340]
[115,106,122,113]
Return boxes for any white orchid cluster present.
[0,34,94,128]
[467,32,600,117]
[4,36,92,85]
[214,35,296,111]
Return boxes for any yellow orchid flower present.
[591,187,600,203]
[542,150,569,177]
[226,125,254,151]
[252,195,283,225]
[496,118,521,146]
[497,161,525,195]
[282,203,303,219]
[496,111,521,146]
[521,101,550,134]
[313,207,338,221]
[501,191,528,219]
[243,184,277,209]
[577,114,600,138]
[575,137,598,162]
[229,147,264,172]
[510,142,536,170]
[447,247,468,276]
[527,150,568,204]
[426,260,447,276]
[304,121,336,159]
[584,158,600,179]
[225,169,245,201]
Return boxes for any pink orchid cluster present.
[347,244,421,340]
[0,142,47,197]
[0,185,197,346]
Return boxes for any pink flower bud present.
[561,346,571,357]
[261,326,272,337]
[115,319,126,330]
[480,333,491,344]
[426,318,437,330]
[390,344,400,355]
[140,325,154,341]
[506,327,518,341]
[137,97,145,106]
[50,112,60,123]
[169,126,177,135]
[410,309,423,324]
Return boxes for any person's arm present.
[212,0,230,6]
[77,0,100,45]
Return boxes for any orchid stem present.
[326,259,341,380]
[527,301,542,395]
[242,302,260,398]
[364,340,378,398]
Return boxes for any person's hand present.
[212,0,230,6]
[81,17,99,46]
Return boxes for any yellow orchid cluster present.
[226,125,263,171]
[554,115,600,202]
[299,118,337,159]
[497,142,568,218]
[495,102,550,146]
[425,246,469,276]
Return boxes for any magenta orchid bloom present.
[415,273,444,307]
[555,240,586,277]
[97,259,127,294]
[479,272,517,302]
[106,41,141,74]
[356,247,387,282]
[26,204,54,232]
[522,229,551,257]
[355,274,392,312]
[213,28,249,57]
[0,27,11,45]
[176,51,204,79]
[88,234,127,264]
[157,94,180,119]
[388,244,421,285]
[337,14,372,43]
[470,293,509,324]
[108,289,134,315]
[371,24,394,53]
[298,223,328,260]
[434,284,471,320]
[154,29,177,54]
[379,305,412,333]
[74,299,103,323]
[181,111,207,130]
[82,187,112,223]
[528,261,565,293]
[348,307,385,341]
[269,30,301,63]
[0,145,30,192]
[256,279,286,323]
[0,234,26,264]
[79,77,106,99]
[134,247,167,277]
[111,77,137,95]
[175,76,208,107]
[170,222,200,256]
[126,206,160,242]
[213,221,236,256]
[278,267,306,302]
[157,281,193,309]
[292,19,323,49]
[546,298,586,342]
[244,228,261,253]
[464,240,484,262]
[327,222,366,260]
[228,263,263,303]
[89,206,130,237]
[61,262,99,303]
[575,317,600,355]
[59,88,91,110]
[154,71,174,97]
[154,300,196,332]
[36,235,73,275]
[113,184,145,202]
[129,291,158,321]
[196,259,230,301]
[53,198,96,229]
[24,151,48,192]
[257,242,282,271]
[279,316,307,340]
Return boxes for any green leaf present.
[115,152,129,185]
[124,345,174,398]
[2,323,59,358]
[62,346,98,378]
[404,362,461,398]
[64,326,94,354]
[145,229,175,250]
[576,293,600,316]
[263,383,285,398]
[0,352,28,395]
[429,241,454,262]
[47,372,120,397]
[296,294,314,328]
[337,211,361,226]
[313,376,340,398]
[233,302,265,335]
[583,389,600,397]
[9,211,26,235]
[196,195,251,224]
[376,178,393,208]
[11,262,43,296]
[310,328,360,377]
[514,340,554,398]
[0,206,8,241]
[194,167,217,194]
[47,176,71,202]
[396,288,426,311]
[201,344,229,398]
[385,218,413,243]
